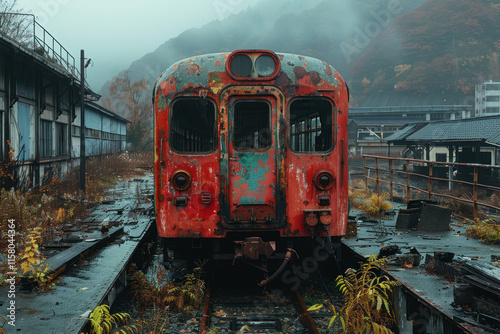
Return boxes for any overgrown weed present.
[349,184,394,217]
[466,218,500,244]
[130,260,207,314]
[310,255,399,333]
[80,304,132,334]
[0,152,153,288]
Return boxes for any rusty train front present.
[154,50,349,261]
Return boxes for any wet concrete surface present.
[344,201,500,333]
[0,174,155,334]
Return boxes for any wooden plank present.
[31,227,123,281]
[463,263,500,286]
[453,316,500,334]
[461,275,500,297]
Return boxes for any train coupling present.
[234,237,276,260]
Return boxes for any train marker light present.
[313,170,334,191]
[172,170,192,191]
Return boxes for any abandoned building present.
[385,115,500,166]
[348,91,473,157]
[0,23,128,188]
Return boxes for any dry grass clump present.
[466,218,500,244]
[360,193,394,217]
[349,179,370,208]
[349,179,393,217]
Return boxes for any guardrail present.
[0,13,79,78]
[362,155,500,219]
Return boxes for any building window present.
[85,128,100,138]
[170,98,216,153]
[58,86,70,113]
[43,80,54,107]
[486,96,500,102]
[56,123,67,156]
[17,65,35,99]
[486,84,500,91]
[435,153,447,162]
[40,120,53,158]
[486,107,500,114]
[430,113,445,120]
[0,111,3,159]
[0,54,4,91]
[289,99,333,153]
[72,125,80,136]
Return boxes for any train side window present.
[289,99,333,153]
[233,101,271,150]
[170,99,216,154]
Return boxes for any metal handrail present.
[362,155,500,219]
[0,13,79,78]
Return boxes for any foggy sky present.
[15,0,263,91]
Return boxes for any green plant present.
[80,304,131,334]
[310,255,399,333]
[131,259,207,313]
[163,261,206,311]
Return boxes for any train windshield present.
[289,99,333,153]
[233,101,271,150]
[170,99,216,153]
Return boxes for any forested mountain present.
[99,0,500,107]
[350,0,500,106]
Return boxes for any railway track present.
[198,262,322,334]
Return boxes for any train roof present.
[154,50,345,99]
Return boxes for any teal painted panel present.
[17,102,32,160]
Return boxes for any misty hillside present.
[98,0,427,105]
[350,0,500,106]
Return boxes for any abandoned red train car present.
[153,49,348,262]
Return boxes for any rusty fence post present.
[473,166,478,220]
[406,160,410,203]
[375,157,380,194]
[389,159,393,200]
[428,162,433,200]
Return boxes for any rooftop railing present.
[0,13,79,78]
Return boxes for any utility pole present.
[80,49,86,194]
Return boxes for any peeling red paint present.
[293,66,307,79]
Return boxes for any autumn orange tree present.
[102,71,152,151]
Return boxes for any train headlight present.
[313,170,334,191]
[226,50,280,80]
[255,55,276,77]
[172,170,192,191]
[230,54,253,77]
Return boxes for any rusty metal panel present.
[154,50,349,240]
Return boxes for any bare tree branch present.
[0,0,33,46]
